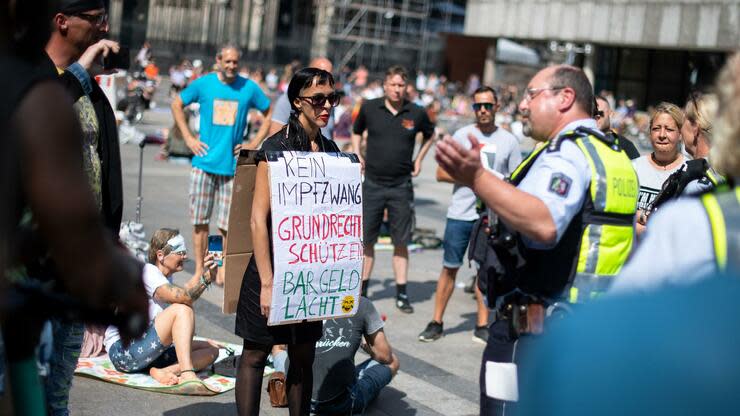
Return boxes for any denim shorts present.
[442,218,475,269]
[311,359,393,415]
[107,324,177,373]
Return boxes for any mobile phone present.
[103,46,130,70]
[207,235,224,267]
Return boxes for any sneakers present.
[396,295,414,314]
[418,321,444,342]
[472,325,489,345]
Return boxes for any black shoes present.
[396,295,414,314]
[418,321,444,342]
[472,325,488,345]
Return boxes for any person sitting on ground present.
[103,228,220,385]
[271,296,400,414]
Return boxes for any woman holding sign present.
[235,68,341,415]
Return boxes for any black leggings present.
[235,340,316,416]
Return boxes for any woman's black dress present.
[235,132,341,345]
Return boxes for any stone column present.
[483,41,497,86]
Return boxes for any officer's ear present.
[557,87,577,113]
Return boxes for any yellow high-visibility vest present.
[701,187,740,272]
[508,127,638,303]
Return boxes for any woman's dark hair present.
[285,67,335,151]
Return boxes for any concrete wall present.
[465,0,740,51]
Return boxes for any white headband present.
[166,235,187,254]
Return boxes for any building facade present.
[463,0,740,107]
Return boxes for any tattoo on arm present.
[186,281,207,301]
[156,283,203,304]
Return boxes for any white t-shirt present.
[104,263,172,352]
[446,124,522,221]
[632,155,686,211]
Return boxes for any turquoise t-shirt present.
[180,73,270,176]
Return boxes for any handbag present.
[267,371,288,407]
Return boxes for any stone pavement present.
[69,105,487,416]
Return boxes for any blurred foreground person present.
[611,53,740,294]
[1,0,147,414]
[436,65,638,415]
[518,276,740,416]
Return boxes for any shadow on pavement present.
[367,279,438,304]
[163,402,237,415]
[366,385,419,416]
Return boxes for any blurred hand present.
[233,143,242,156]
[203,253,217,284]
[185,134,208,157]
[77,39,120,76]
[435,134,484,188]
[411,158,422,177]
[260,284,272,318]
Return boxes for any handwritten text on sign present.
[268,152,363,325]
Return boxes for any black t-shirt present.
[353,98,435,186]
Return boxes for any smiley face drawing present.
[341,295,355,313]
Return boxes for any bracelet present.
[200,273,211,289]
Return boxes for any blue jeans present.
[311,359,393,415]
[108,324,177,373]
[442,218,475,269]
[45,319,84,416]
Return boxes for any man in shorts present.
[171,43,272,284]
[418,87,521,344]
[351,65,435,313]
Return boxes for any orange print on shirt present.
[213,99,238,126]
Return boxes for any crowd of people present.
[2,1,740,416]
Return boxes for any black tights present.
[235,340,316,416]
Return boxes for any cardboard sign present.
[266,151,363,325]
[222,150,258,314]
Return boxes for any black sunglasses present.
[72,12,108,25]
[472,102,495,111]
[298,92,340,108]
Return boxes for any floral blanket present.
[74,338,273,396]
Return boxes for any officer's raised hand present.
[435,133,484,188]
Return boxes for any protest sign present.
[267,151,363,325]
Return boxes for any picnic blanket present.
[74,337,274,396]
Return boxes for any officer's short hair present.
[549,66,594,116]
[385,65,408,82]
[711,52,740,177]
[472,86,498,103]
[217,43,241,59]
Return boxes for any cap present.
[57,0,106,14]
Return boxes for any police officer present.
[611,53,740,294]
[436,65,639,415]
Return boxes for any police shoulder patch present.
[548,172,572,197]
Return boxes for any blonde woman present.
[104,228,220,385]
[611,52,740,293]
[631,102,686,234]
[681,93,725,195]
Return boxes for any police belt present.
[494,293,574,336]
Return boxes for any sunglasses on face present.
[298,92,340,108]
[472,102,495,112]
[72,12,108,26]
[594,110,605,119]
